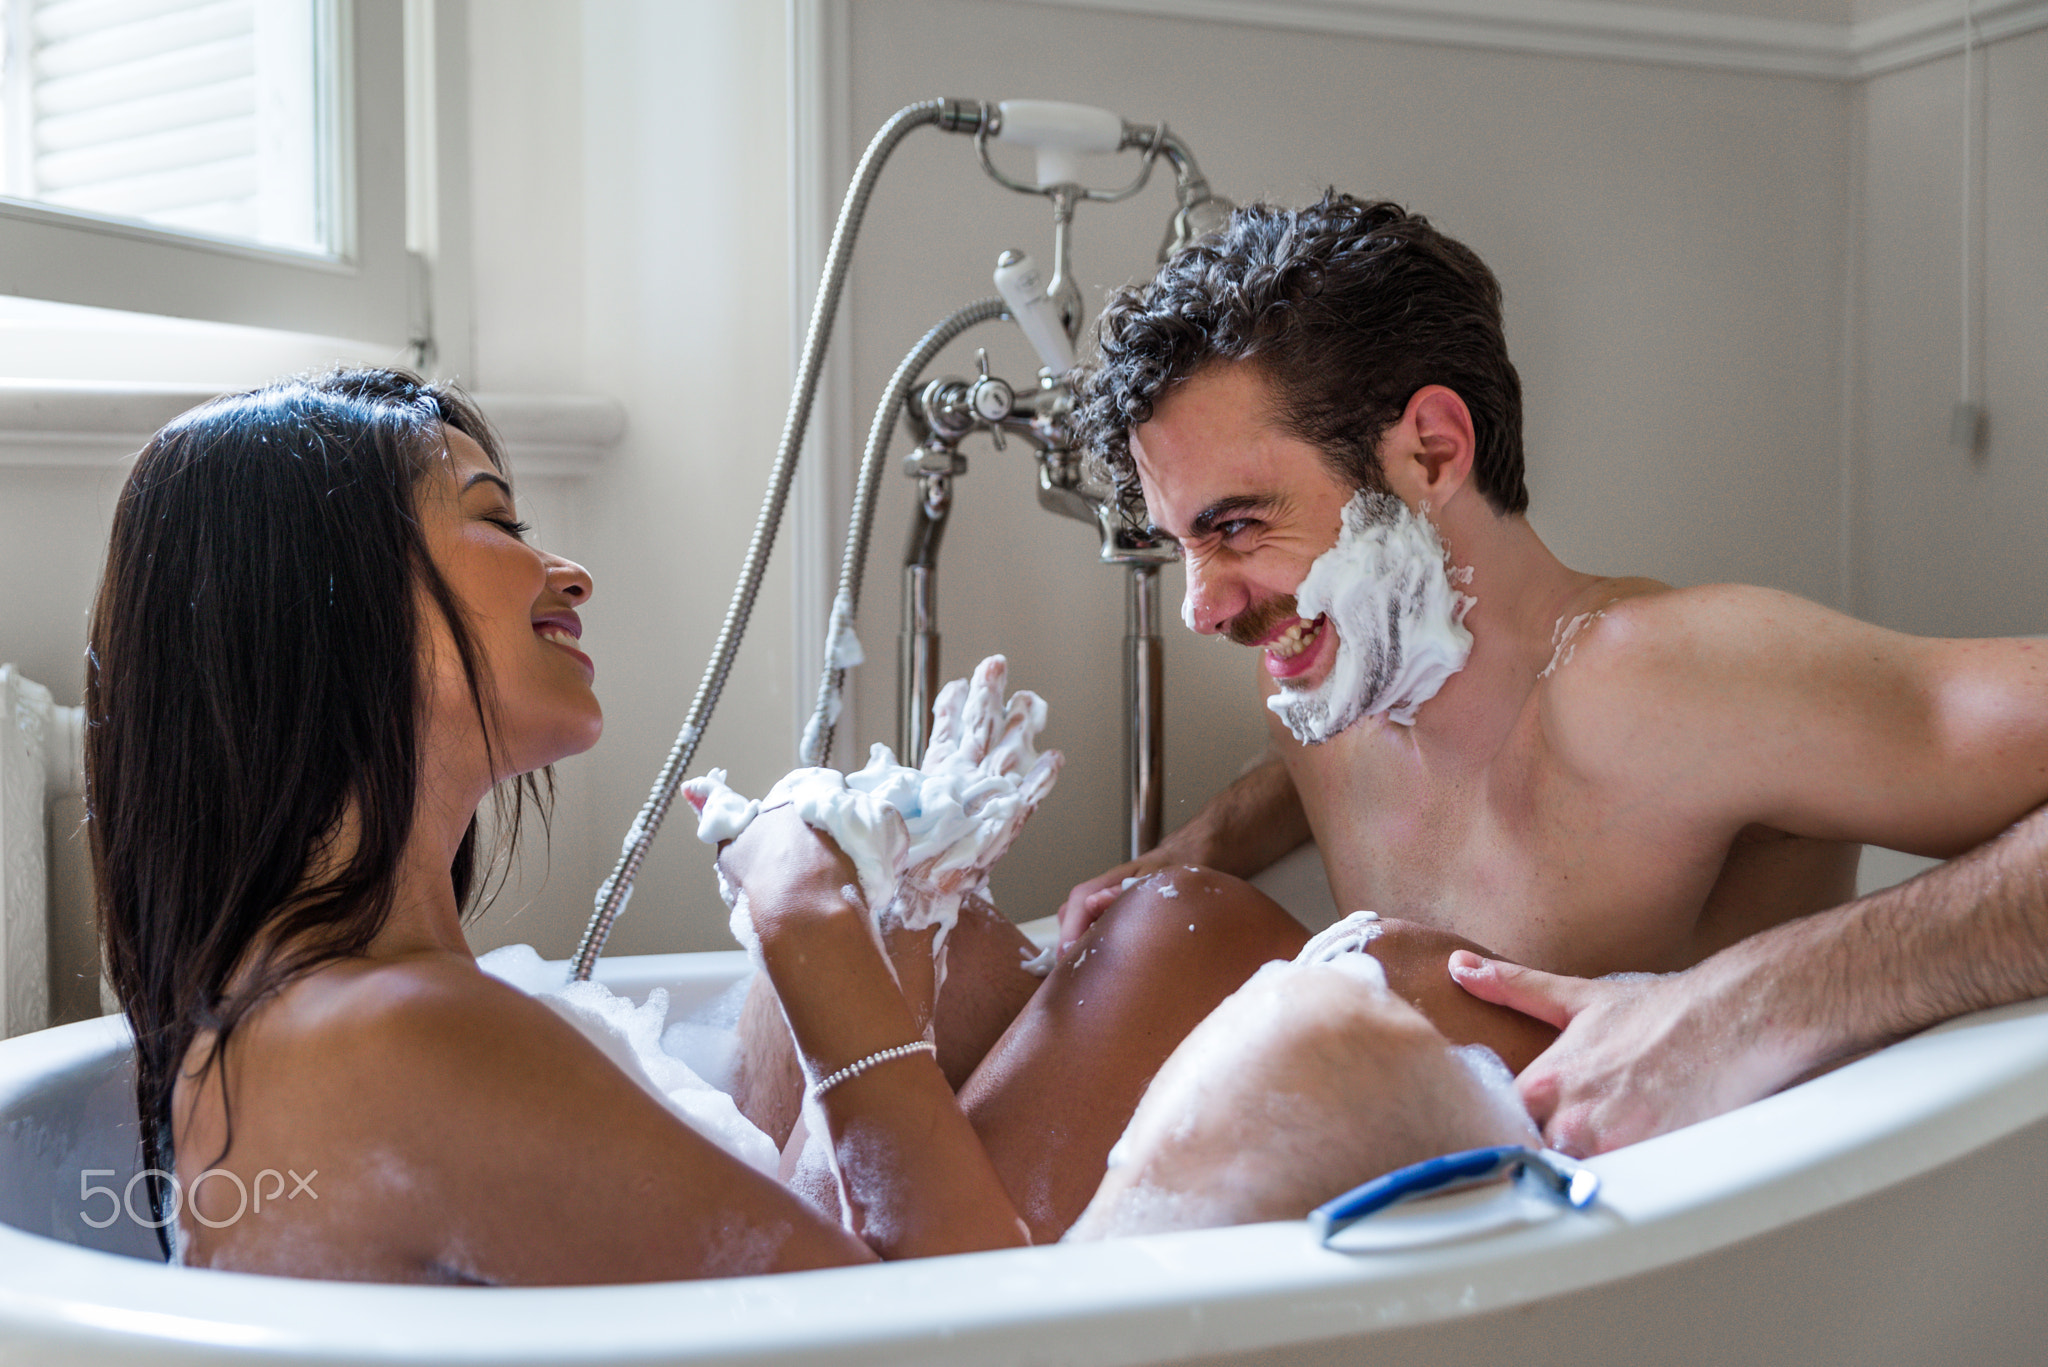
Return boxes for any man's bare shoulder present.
[1569,579,1841,651]
[1534,582,1855,779]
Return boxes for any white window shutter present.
[22,0,323,255]
[0,0,412,349]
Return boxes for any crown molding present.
[1022,0,2048,80]
[1854,0,2048,75]
[0,381,624,476]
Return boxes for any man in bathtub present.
[728,192,2048,1243]
[1034,191,2048,1223]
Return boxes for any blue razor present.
[1309,1145,1600,1244]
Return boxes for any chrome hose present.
[570,99,975,981]
[799,297,1008,767]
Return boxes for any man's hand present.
[1056,852,1187,951]
[1449,951,1805,1156]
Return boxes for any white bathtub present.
[4,948,2047,1366]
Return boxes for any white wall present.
[476,0,797,956]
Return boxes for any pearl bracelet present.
[809,1040,939,1099]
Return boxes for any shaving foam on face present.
[1269,490,1475,744]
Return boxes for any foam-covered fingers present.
[1017,747,1062,812]
[953,655,1008,768]
[682,769,760,846]
[967,758,1062,873]
[682,769,745,811]
[1448,952,1580,1031]
[923,677,969,769]
[986,689,1047,777]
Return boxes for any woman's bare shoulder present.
[283,953,678,1140]
[241,953,558,1098]
[237,953,870,1283]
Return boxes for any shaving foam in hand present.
[683,657,1061,970]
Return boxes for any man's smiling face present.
[1130,362,1364,692]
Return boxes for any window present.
[0,0,412,349]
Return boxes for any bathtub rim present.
[1,953,2046,1366]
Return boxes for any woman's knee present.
[931,897,1041,1088]
[1080,865,1308,990]
[1069,959,1518,1237]
[1363,918,1559,1074]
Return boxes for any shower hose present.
[569,99,993,980]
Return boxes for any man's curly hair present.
[1072,192,1528,517]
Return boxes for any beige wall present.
[506,0,797,955]
[1854,25,2048,638]
[413,1,2048,963]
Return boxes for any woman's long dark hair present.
[85,369,544,1253]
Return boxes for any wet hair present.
[85,368,545,1254]
[1073,192,1529,517]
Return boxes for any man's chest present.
[1280,726,1729,973]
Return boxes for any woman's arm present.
[718,805,1031,1257]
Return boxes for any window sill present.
[0,381,624,477]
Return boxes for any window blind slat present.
[34,35,253,117]
[33,0,226,45]
[137,196,252,236]
[35,0,251,79]
[35,76,252,152]
[2,0,359,304]
[36,114,252,190]
[39,152,256,216]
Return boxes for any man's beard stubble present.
[1223,594,1307,648]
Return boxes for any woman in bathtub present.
[89,369,1528,1282]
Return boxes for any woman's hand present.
[715,805,861,928]
[878,656,1061,929]
[682,774,890,957]
[682,759,1027,1260]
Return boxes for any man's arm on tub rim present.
[1452,798,2048,1156]
[1054,754,1311,948]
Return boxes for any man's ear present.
[1382,386,1476,507]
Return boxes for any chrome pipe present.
[1125,564,1165,858]
[899,469,951,759]
[900,573,938,760]
[799,300,1004,767]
